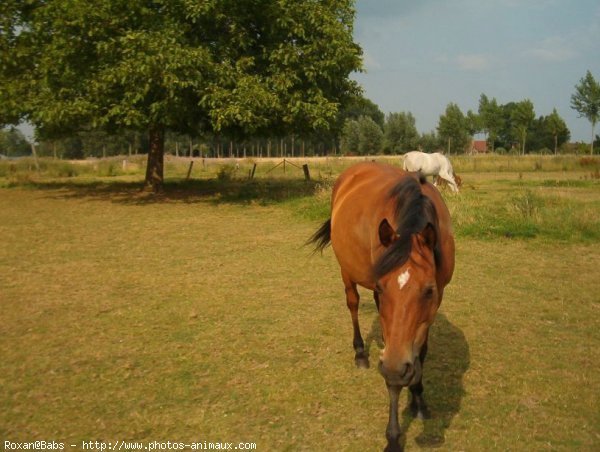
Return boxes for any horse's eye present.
[423,285,435,300]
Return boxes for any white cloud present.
[434,54,449,64]
[524,37,577,62]
[456,54,490,71]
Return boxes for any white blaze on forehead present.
[397,269,410,290]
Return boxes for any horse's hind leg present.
[409,338,431,419]
[342,273,369,368]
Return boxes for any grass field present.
[1,155,599,451]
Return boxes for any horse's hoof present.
[383,441,403,452]
[410,403,431,420]
[416,409,431,420]
[355,355,370,369]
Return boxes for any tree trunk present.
[291,135,295,157]
[591,121,596,155]
[30,142,40,171]
[144,124,165,192]
[554,134,558,155]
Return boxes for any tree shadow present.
[364,311,469,449]
[17,177,319,206]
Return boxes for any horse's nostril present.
[379,359,415,384]
[399,362,414,379]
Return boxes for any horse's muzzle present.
[378,359,421,387]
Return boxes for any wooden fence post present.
[186,160,194,180]
[302,164,310,181]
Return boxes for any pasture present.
[1,155,599,450]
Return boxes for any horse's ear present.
[379,219,398,247]
[421,222,437,249]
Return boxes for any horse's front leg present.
[342,274,369,368]
[409,338,431,419]
[384,384,403,452]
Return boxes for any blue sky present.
[353,0,600,142]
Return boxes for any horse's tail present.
[307,219,331,253]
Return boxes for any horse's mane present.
[373,175,441,280]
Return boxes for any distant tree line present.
[338,71,600,156]
[339,94,575,156]
[5,87,600,159]
[3,52,599,162]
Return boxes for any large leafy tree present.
[571,70,600,155]
[1,0,362,191]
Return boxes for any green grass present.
[1,156,599,451]
[286,169,600,243]
[445,181,600,242]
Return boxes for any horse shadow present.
[365,310,470,449]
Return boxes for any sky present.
[352,0,600,142]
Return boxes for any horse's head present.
[374,178,442,387]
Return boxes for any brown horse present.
[309,162,455,451]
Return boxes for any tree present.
[0,127,30,157]
[383,112,418,154]
[340,95,385,128]
[478,94,503,152]
[418,131,440,153]
[571,70,600,155]
[497,102,518,151]
[1,0,362,191]
[437,103,470,154]
[332,94,383,155]
[528,112,570,154]
[340,119,361,154]
[545,109,570,154]
[466,110,482,137]
[357,116,383,155]
[511,99,535,155]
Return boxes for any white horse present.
[402,151,459,193]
